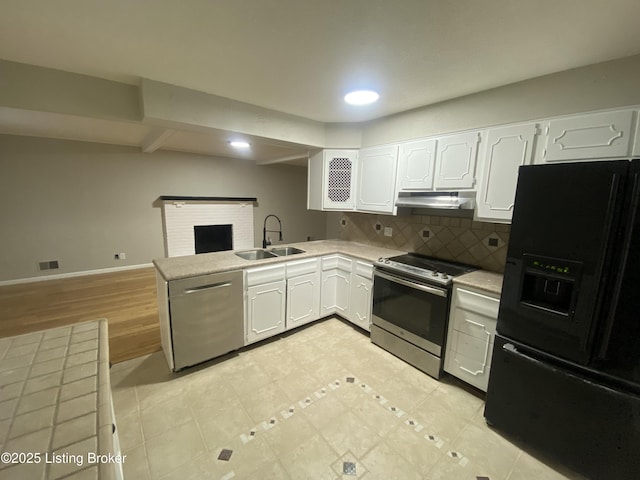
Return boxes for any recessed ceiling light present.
[344,90,379,105]
[229,141,250,149]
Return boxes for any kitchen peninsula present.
[153,240,503,379]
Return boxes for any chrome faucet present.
[262,214,283,248]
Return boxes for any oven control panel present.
[376,257,452,286]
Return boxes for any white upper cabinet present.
[633,112,640,157]
[397,138,437,191]
[434,131,479,190]
[543,109,634,162]
[356,145,399,214]
[307,149,358,211]
[476,123,537,222]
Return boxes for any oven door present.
[372,269,449,356]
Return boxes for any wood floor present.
[0,267,161,364]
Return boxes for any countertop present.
[153,239,407,281]
[0,319,118,480]
[454,270,504,296]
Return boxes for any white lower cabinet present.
[347,261,374,331]
[245,264,286,345]
[286,258,321,330]
[243,255,375,344]
[320,255,352,317]
[444,285,499,392]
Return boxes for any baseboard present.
[0,263,155,286]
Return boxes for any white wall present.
[361,55,640,147]
[0,135,327,282]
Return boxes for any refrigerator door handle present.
[598,170,640,360]
[501,342,548,368]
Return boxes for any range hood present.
[396,191,476,217]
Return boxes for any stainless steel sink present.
[235,249,278,260]
[270,246,306,256]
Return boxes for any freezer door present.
[485,335,640,479]
[593,159,640,384]
[498,160,629,364]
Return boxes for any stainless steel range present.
[371,253,478,379]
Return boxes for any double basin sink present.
[235,246,305,261]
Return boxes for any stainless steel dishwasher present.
[168,270,244,371]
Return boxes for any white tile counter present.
[0,319,121,480]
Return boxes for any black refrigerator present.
[484,159,640,479]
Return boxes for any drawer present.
[321,255,352,271]
[353,260,373,279]
[246,264,286,286]
[450,306,497,340]
[454,286,499,318]
[286,258,320,278]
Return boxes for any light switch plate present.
[384,227,393,237]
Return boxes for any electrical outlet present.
[114,252,126,260]
[384,227,393,237]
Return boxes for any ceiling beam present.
[141,128,175,153]
[255,153,309,166]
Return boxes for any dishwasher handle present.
[182,281,232,294]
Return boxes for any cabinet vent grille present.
[327,157,352,203]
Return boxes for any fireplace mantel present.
[159,196,257,202]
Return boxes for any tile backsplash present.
[337,212,509,272]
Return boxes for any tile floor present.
[110,317,585,480]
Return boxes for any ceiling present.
[1,0,640,161]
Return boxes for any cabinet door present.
[444,286,499,392]
[286,272,320,330]
[348,274,372,332]
[397,138,437,191]
[320,269,351,317]
[307,150,324,210]
[245,280,286,344]
[434,131,479,190]
[323,150,358,210]
[632,111,640,157]
[543,110,633,162]
[356,145,398,214]
[444,308,495,392]
[476,123,537,222]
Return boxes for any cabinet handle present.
[374,270,447,298]
[463,318,489,332]
[458,365,484,376]
[183,282,232,294]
